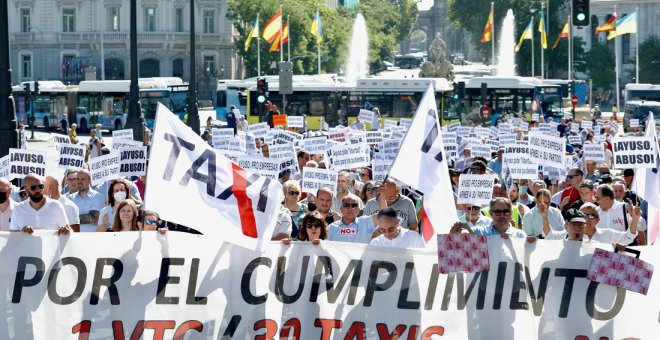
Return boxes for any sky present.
[418,0,434,11]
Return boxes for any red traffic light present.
[571,95,578,107]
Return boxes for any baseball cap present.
[565,209,586,223]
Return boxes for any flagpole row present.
[491,2,495,68]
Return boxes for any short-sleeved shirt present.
[98,205,116,229]
[0,200,18,231]
[472,224,527,238]
[369,228,425,248]
[10,198,69,231]
[522,206,565,237]
[68,189,105,232]
[328,215,377,244]
[364,195,418,228]
[59,196,80,226]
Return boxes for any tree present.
[634,35,660,84]
[585,41,615,88]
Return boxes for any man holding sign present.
[451,198,528,239]
[10,173,71,235]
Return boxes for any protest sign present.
[383,119,398,130]
[212,127,235,142]
[272,129,302,146]
[474,127,490,139]
[609,121,619,134]
[399,117,412,129]
[447,122,460,133]
[119,146,148,177]
[365,131,383,145]
[380,139,401,155]
[503,145,539,179]
[570,123,580,133]
[519,121,529,132]
[470,144,491,158]
[268,143,295,160]
[568,135,583,145]
[236,155,281,180]
[629,119,639,128]
[532,113,539,122]
[8,148,46,179]
[457,126,471,137]
[498,133,517,147]
[277,155,298,179]
[0,155,9,178]
[444,142,458,160]
[300,136,326,154]
[581,120,593,130]
[57,143,86,171]
[437,234,489,274]
[112,129,134,140]
[348,131,366,145]
[358,109,375,123]
[489,126,499,138]
[390,127,406,140]
[88,152,121,186]
[51,133,70,151]
[457,174,496,206]
[272,114,287,127]
[612,136,657,169]
[326,143,370,170]
[484,139,500,153]
[287,115,305,128]
[301,167,338,194]
[248,122,269,138]
[499,123,512,134]
[371,159,392,183]
[528,131,565,168]
[583,143,605,163]
[442,132,457,146]
[111,138,143,151]
[539,123,552,134]
[328,127,350,142]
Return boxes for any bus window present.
[216,90,227,108]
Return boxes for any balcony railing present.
[11,31,231,44]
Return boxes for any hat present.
[565,209,586,223]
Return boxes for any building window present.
[21,55,32,78]
[203,10,215,34]
[20,9,30,33]
[63,8,75,32]
[173,58,184,77]
[203,55,215,76]
[144,8,156,32]
[108,7,120,31]
[175,8,183,32]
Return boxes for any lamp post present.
[28,26,45,80]
[186,0,200,134]
[125,0,144,142]
[0,0,19,156]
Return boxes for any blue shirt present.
[328,215,377,244]
[473,224,527,238]
[68,188,106,232]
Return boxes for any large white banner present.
[145,104,283,250]
[0,233,657,339]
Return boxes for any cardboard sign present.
[612,136,657,169]
[380,139,401,155]
[326,143,370,171]
[587,248,653,295]
[568,135,583,145]
[8,149,47,179]
[457,126,471,137]
[212,127,235,143]
[119,146,148,177]
[570,123,580,134]
[399,118,412,129]
[273,130,303,146]
[112,138,143,151]
[0,155,10,179]
[287,116,305,128]
[248,122,269,138]
[301,167,338,195]
[57,143,86,171]
[268,143,295,160]
[470,144,491,158]
[358,109,375,124]
[52,134,70,151]
[371,159,392,183]
[328,127,351,142]
[457,174,497,206]
[531,113,539,122]
[489,126,499,138]
[348,132,366,145]
[484,139,500,153]
[383,119,398,130]
[629,119,639,128]
[365,131,383,145]
[236,155,280,180]
[498,124,512,134]
[444,143,458,160]
[112,129,134,140]
[583,143,605,163]
[437,234,489,274]
[88,152,121,186]
[272,114,287,127]
[528,131,565,168]
[498,133,517,147]
[503,145,539,180]
[447,122,460,133]
[474,127,490,139]
[581,120,593,130]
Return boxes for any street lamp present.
[220,65,225,78]
[28,26,45,80]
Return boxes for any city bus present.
[215,75,457,129]
[74,77,187,131]
[623,100,660,133]
[13,81,71,130]
[624,83,660,102]
[462,76,566,124]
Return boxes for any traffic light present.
[23,83,30,95]
[572,0,590,27]
[457,81,466,101]
[256,77,268,104]
[569,80,576,95]
[34,81,40,95]
[452,82,459,101]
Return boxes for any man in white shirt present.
[595,184,646,237]
[0,178,18,231]
[10,173,71,235]
[458,204,492,229]
[67,169,105,232]
[581,203,638,245]
[44,175,80,232]
[369,207,424,249]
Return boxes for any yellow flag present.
[538,12,547,49]
[515,21,533,53]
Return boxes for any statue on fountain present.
[419,33,455,80]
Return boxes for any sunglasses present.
[584,213,598,219]
[28,184,44,191]
[466,206,480,211]
[342,203,359,208]
[469,168,481,173]
[566,175,576,179]
[145,219,158,225]
[306,222,322,229]
[491,209,511,216]
[287,191,300,196]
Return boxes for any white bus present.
[623,100,660,133]
[13,80,71,129]
[74,77,187,131]
[624,83,660,103]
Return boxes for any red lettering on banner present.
[407,325,420,340]
[280,318,301,339]
[71,320,91,340]
[421,325,445,339]
[315,318,343,340]
[145,321,176,340]
[377,323,407,339]
[254,319,277,340]
[344,321,366,340]
[231,163,258,238]
[173,321,203,340]
[340,228,357,235]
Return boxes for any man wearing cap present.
[542,208,587,241]
[327,194,384,244]
[523,189,565,237]
[363,177,418,231]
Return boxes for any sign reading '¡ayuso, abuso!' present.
[1,233,658,339]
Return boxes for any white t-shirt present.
[597,200,647,232]
[59,196,80,226]
[10,198,69,231]
[369,228,425,249]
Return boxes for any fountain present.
[345,13,369,84]
[496,9,516,77]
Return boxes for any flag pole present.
[568,14,572,80]
[316,5,322,75]
[531,17,535,78]
[614,5,620,112]
[257,14,261,77]
[635,7,639,84]
[287,15,291,62]
[279,5,284,63]
[540,1,545,79]
[491,2,495,68]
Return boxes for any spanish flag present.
[244,17,259,52]
[515,20,533,52]
[262,11,282,44]
[552,21,569,49]
[595,13,617,34]
[607,12,637,40]
[311,8,323,41]
[481,8,493,43]
[269,23,289,52]
[538,10,548,49]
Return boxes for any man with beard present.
[0,178,18,231]
[68,169,105,232]
[315,187,341,225]
[332,172,359,212]
[10,173,71,235]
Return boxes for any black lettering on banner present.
[493,262,507,309]
[12,257,45,303]
[90,258,123,305]
[440,271,488,311]
[420,109,444,163]
[48,257,86,305]
[310,257,362,305]
[364,261,397,307]
[509,262,528,310]
[241,257,272,305]
[180,150,217,197]
[163,133,196,181]
[275,256,309,303]
[157,258,185,304]
[525,266,550,316]
[555,268,587,318]
[187,258,207,305]
[398,262,420,309]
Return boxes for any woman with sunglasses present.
[138,210,167,234]
[282,211,328,245]
[110,200,140,232]
[282,180,307,235]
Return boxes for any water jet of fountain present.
[346,13,369,84]
[496,9,516,77]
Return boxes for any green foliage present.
[636,35,660,84]
[585,41,615,88]
[227,0,418,77]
